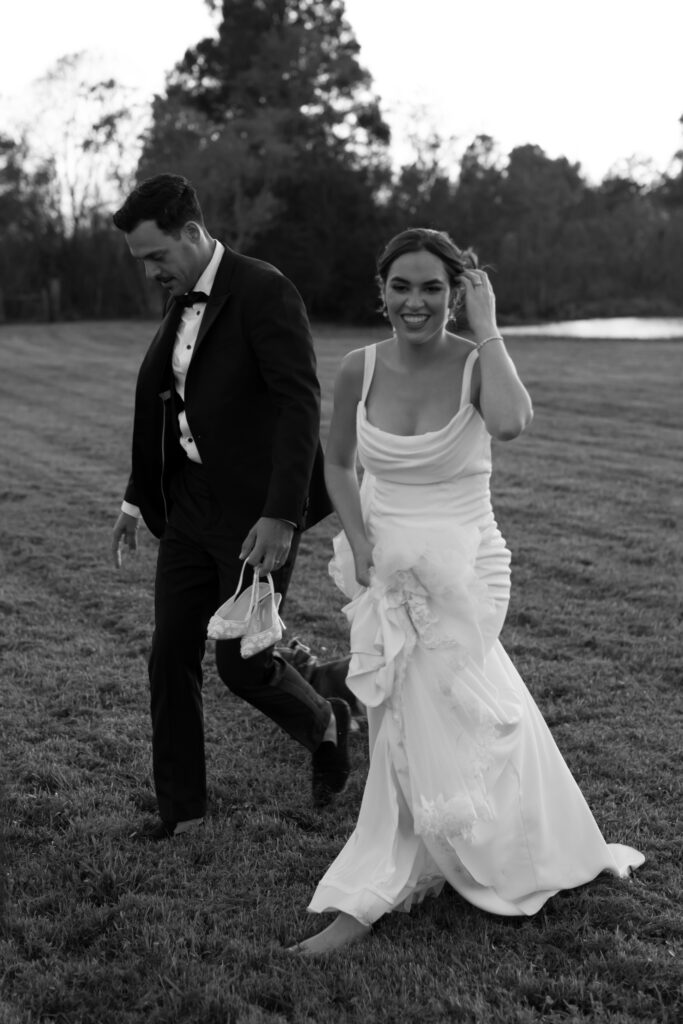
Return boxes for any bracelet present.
[475,334,503,351]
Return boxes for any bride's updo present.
[377,228,479,317]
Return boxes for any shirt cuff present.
[121,501,141,518]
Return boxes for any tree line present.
[2,0,682,325]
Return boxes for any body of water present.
[504,316,683,340]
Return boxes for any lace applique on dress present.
[414,791,494,845]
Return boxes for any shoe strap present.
[260,569,278,611]
[228,560,274,603]
[229,558,250,603]
[244,567,273,620]
[249,570,285,627]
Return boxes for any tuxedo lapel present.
[192,246,235,357]
[193,291,230,355]
[143,300,183,383]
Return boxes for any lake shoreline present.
[502,315,683,340]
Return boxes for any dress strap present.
[459,348,479,409]
[361,343,377,403]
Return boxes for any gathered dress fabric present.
[308,343,643,924]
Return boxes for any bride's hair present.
[376,228,479,318]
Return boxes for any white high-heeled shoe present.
[240,573,285,658]
[207,562,272,640]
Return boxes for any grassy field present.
[0,321,681,1024]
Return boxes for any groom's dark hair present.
[113,174,205,235]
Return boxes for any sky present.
[2,0,682,184]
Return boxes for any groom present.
[111,174,350,839]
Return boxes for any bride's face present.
[384,250,453,344]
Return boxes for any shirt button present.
[186,344,191,349]
[188,438,194,444]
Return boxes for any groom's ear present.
[182,221,203,244]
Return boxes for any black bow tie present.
[175,291,209,308]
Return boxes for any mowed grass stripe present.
[0,322,681,1023]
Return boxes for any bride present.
[289,228,644,954]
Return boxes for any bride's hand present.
[352,539,375,587]
[460,269,498,338]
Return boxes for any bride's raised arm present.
[461,269,533,441]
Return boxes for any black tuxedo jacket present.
[124,245,332,539]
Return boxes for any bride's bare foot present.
[287,913,371,955]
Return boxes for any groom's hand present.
[112,512,139,569]
[240,517,294,575]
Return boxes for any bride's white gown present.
[308,344,643,924]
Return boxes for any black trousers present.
[148,460,331,821]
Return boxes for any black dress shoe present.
[312,698,351,808]
[310,656,359,717]
[131,817,204,841]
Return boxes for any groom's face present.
[126,219,204,296]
